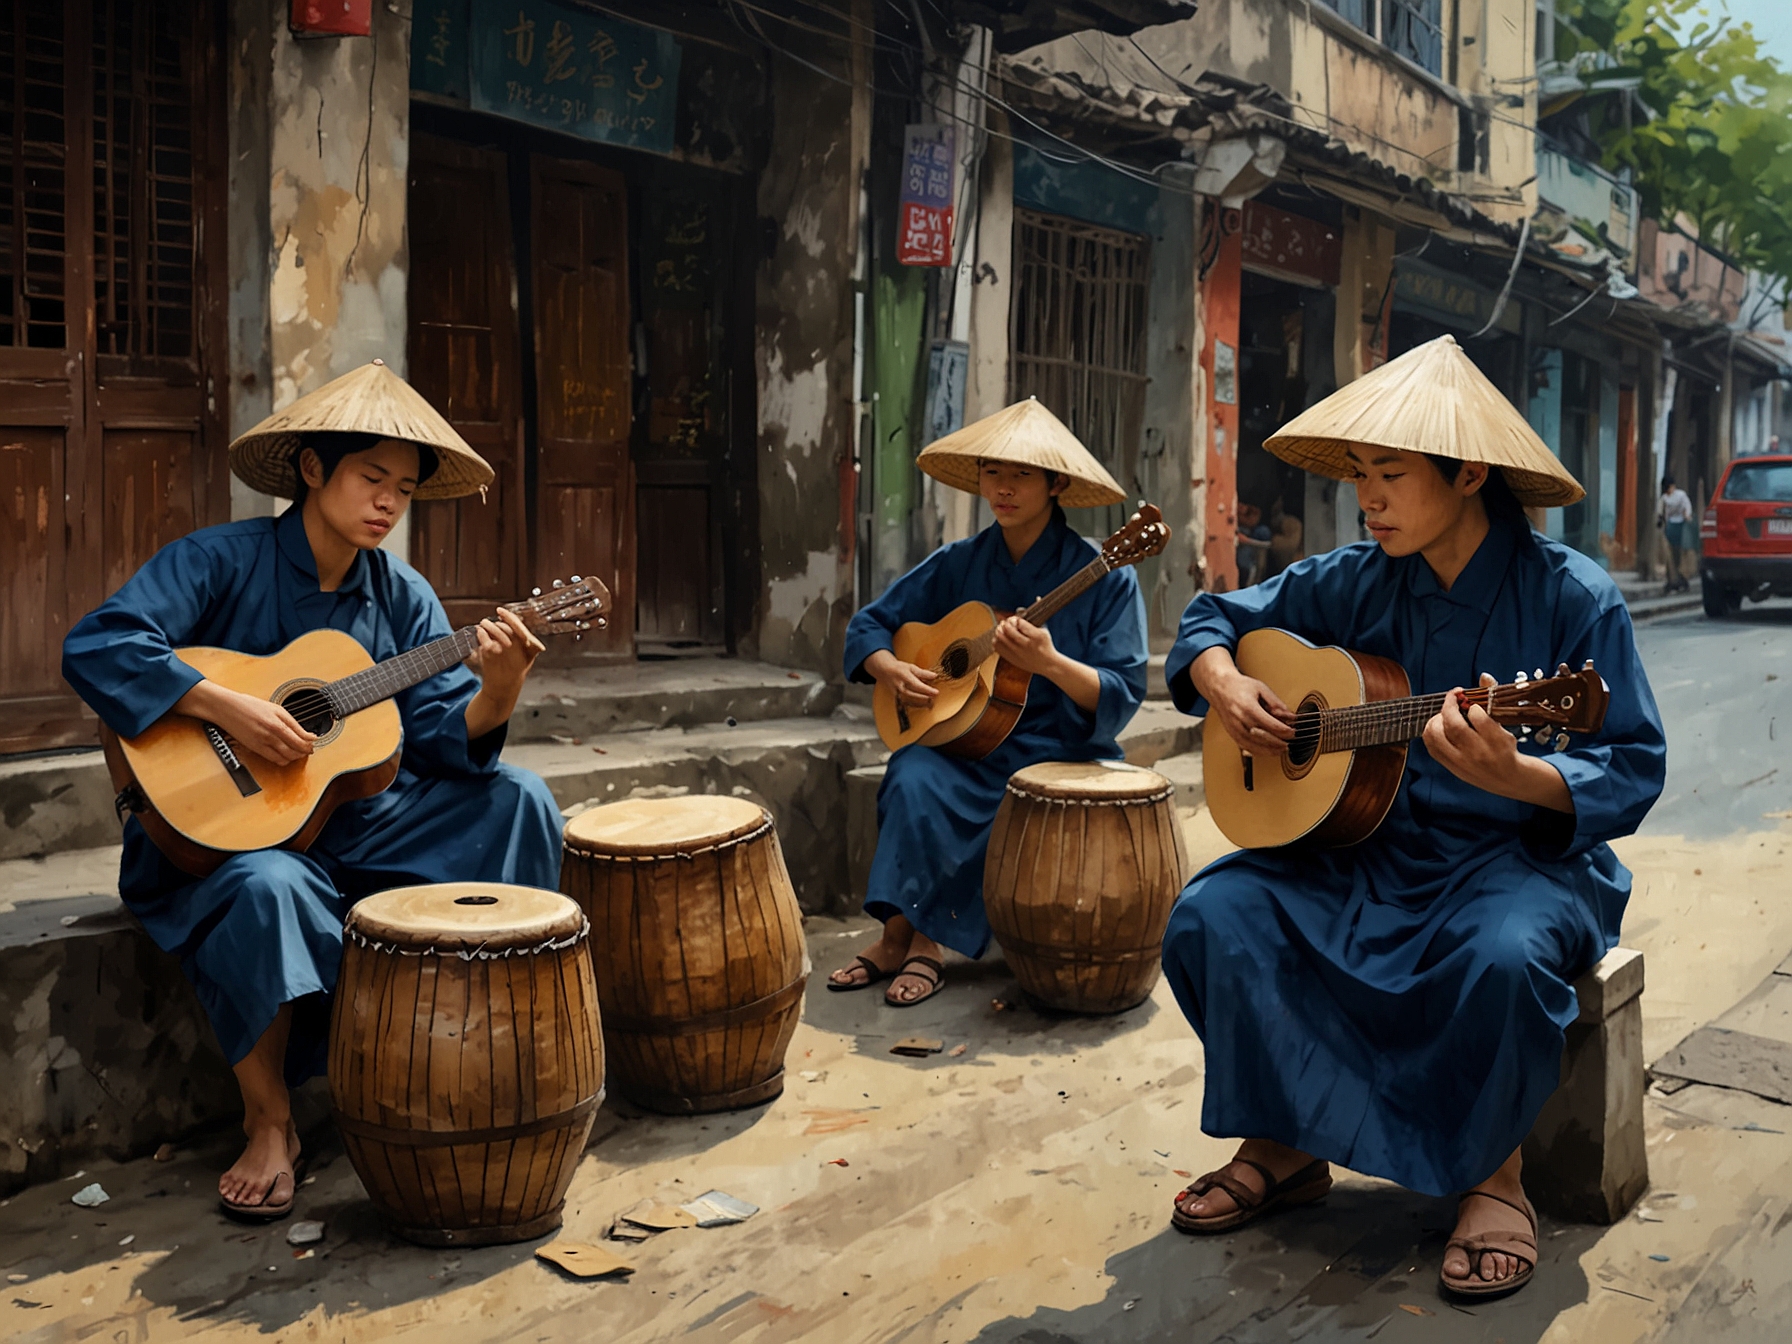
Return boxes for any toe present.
[1442,1248,1468,1281]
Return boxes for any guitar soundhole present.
[275,682,340,741]
[940,644,971,680]
[1282,694,1327,779]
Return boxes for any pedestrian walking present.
[1658,477,1694,594]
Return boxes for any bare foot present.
[828,923,913,989]
[1175,1138,1319,1220]
[1442,1159,1532,1286]
[219,1120,300,1210]
[885,931,946,1005]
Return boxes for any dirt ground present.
[4,805,1791,1344]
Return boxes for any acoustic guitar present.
[873,505,1171,759]
[99,577,609,877]
[1203,627,1610,849]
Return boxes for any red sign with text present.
[898,124,955,267]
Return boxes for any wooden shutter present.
[0,0,225,753]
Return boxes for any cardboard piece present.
[536,1241,635,1279]
[621,1203,699,1231]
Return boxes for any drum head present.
[346,883,584,951]
[562,794,770,857]
[1007,759,1172,803]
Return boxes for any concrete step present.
[0,845,238,1195]
[511,658,837,742]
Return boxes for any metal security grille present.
[1008,208,1149,495]
[0,0,67,349]
[92,0,197,360]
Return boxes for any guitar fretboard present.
[327,626,485,716]
[945,556,1114,675]
[1294,688,1498,755]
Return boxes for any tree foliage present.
[1558,0,1792,295]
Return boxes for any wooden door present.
[531,155,633,657]
[1,0,227,752]
[406,134,526,626]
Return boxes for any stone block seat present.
[1524,947,1648,1224]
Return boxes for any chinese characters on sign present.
[413,0,680,156]
[898,124,955,267]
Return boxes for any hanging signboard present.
[412,0,680,157]
[897,124,955,267]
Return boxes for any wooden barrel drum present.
[561,796,807,1114]
[328,883,604,1246]
[984,761,1189,1014]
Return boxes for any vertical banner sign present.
[898,124,955,267]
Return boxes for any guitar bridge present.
[204,723,263,798]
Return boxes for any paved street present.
[3,607,1791,1344]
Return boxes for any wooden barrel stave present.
[562,798,805,1114]
[985,764,1188,1014]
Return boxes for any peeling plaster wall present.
[1139,175,1200,646]
[231,3,413,551]
[747,49,868,674]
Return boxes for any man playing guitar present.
[1160,337,1667,1300]
[62,363,561,1223]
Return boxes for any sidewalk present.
[3,805,1789,1343]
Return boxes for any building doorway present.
[406,106,749,659]
[0,0,229,751]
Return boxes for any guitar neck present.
[959,556,1113,669]
[327,626,485,716]
[1309,687,1496,753]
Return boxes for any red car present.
[1699,453,1792,616]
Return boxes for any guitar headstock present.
[1485,661,1609,746]
[502,575,612,639]
[1101,504,1171,570]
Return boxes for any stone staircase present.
[0,656,1203,1192]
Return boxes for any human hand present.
[1192,647,1295,754]
[991,614,1061,676]
[197,685,315,765]
[1424,673,1528,795]
[468,607,545,699]
[866,649,940,706]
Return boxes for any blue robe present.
[1161,516,1666,1196]
[62,508,561,1085]
[844,509,1149,958]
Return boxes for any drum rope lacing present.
[563,813,774,862]
[344,914,590,960]
[1004,783,1175,807]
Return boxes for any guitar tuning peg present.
[531,587,541,597]
[1556,662,1571,676]
[1514,670,1528,684]
[1554,732,1569,751]
[553,578,564,588]
[1583,658,1595,671]
[571,574,582,583]
[1534,668,1544,682]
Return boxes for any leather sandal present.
[1171,1156,1332,1235]
[219,1154,306,1224]
[826,954,896,993]
[1439,1189,1537,1301]
[884,955,945,1008]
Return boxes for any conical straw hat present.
[1264,334,1584,508]
[228,360,494,501]
[917,397,1126,508]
